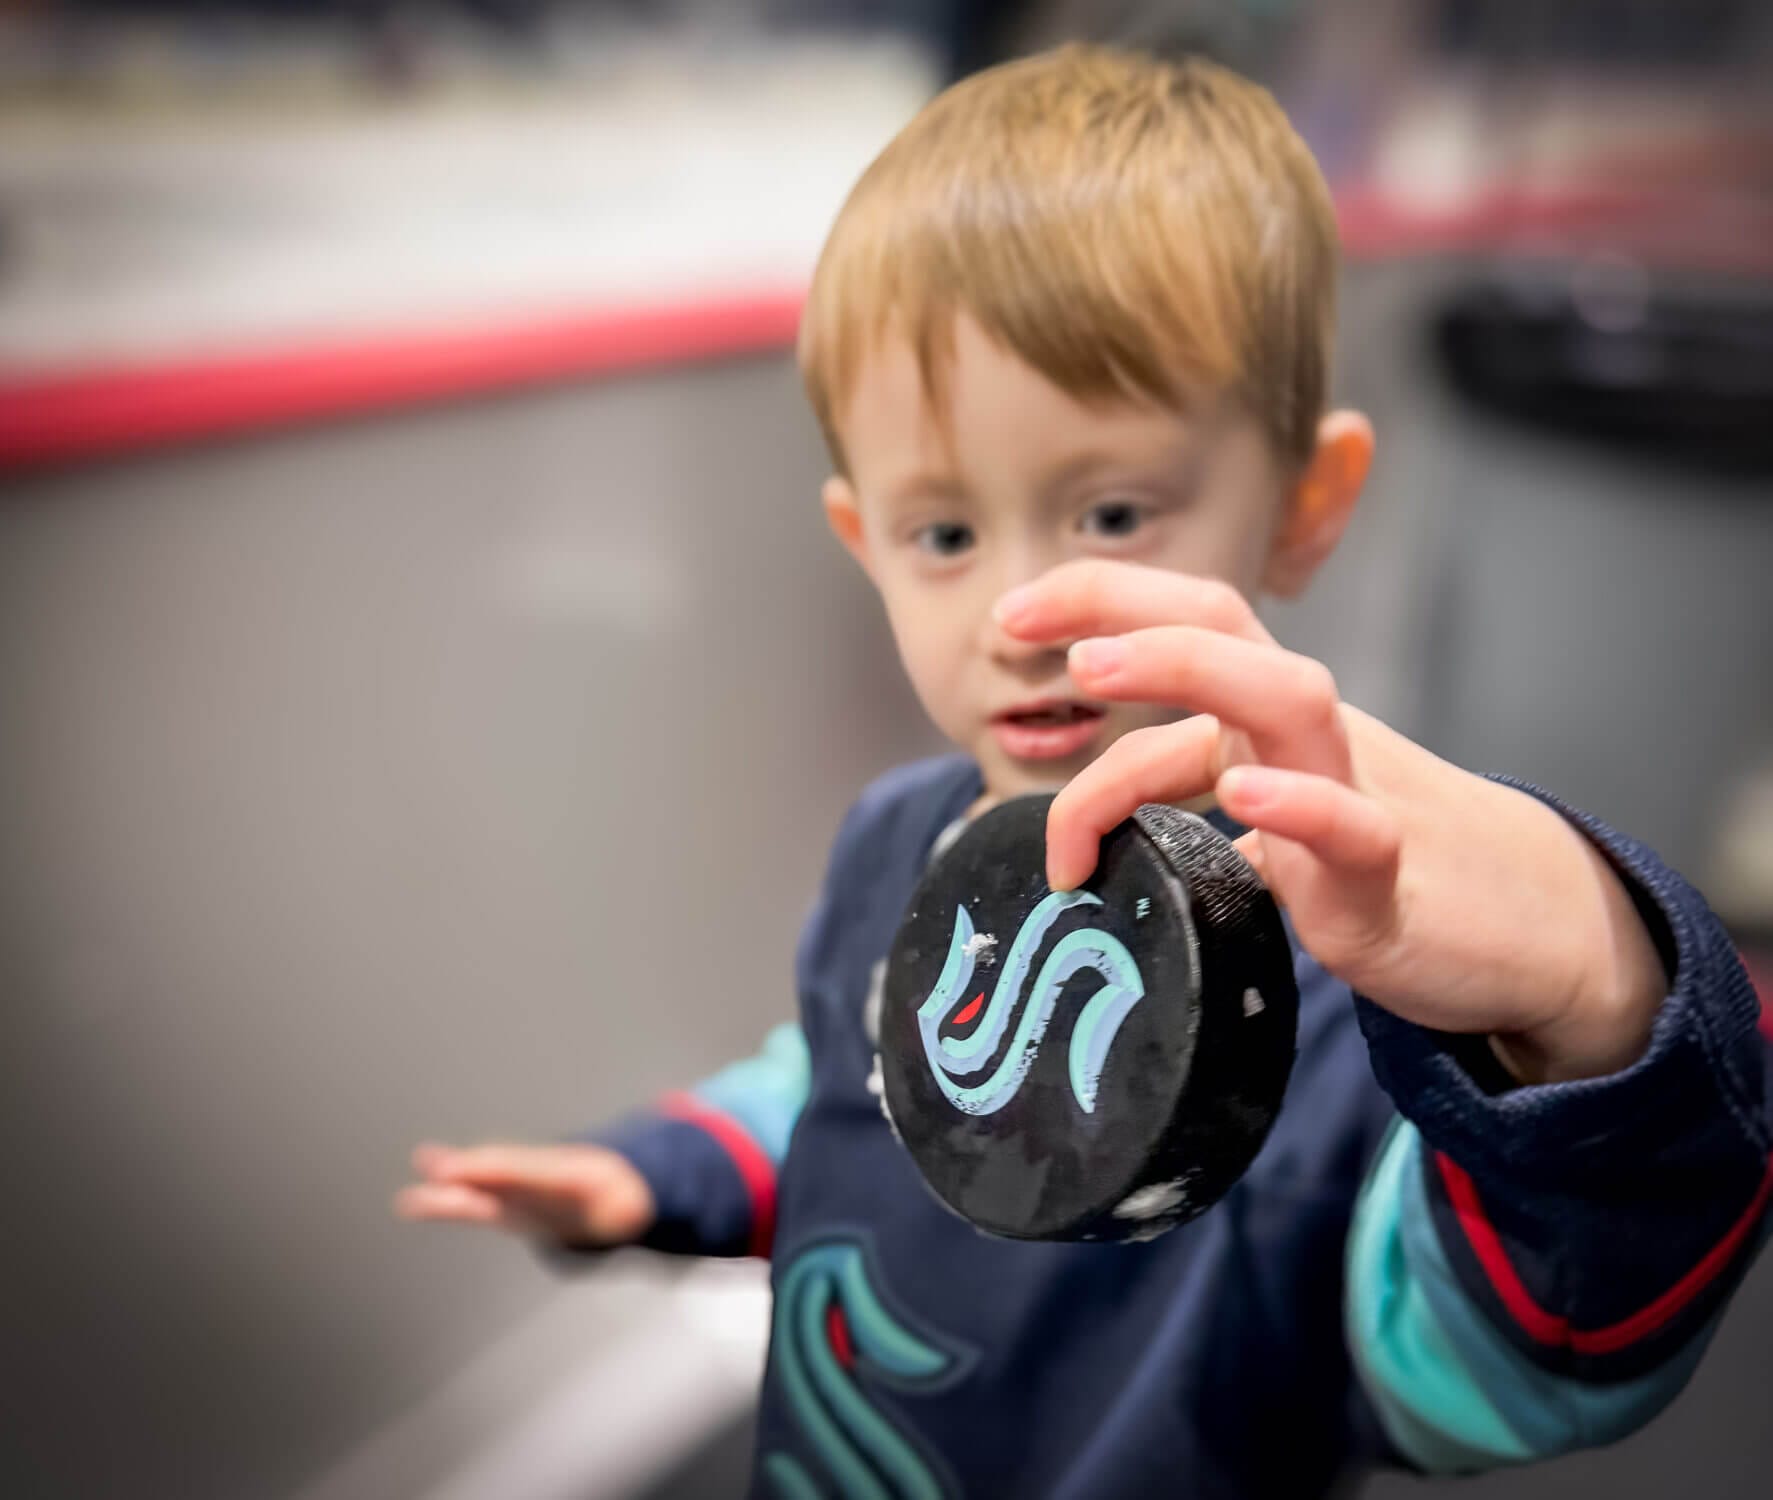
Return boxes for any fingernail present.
[1047,854,1091,892]
[994,586,1035,627]
[1069,637,1126,678]
[1220,766,1274,809]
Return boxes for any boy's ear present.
[822,476,875,581]
[1261,410,1373,599]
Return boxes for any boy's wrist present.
[1488,816,1666,1086]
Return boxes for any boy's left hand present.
[996,560,1667,1085]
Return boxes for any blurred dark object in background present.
[1435,267,1773,477]
[1431,0,1765,66]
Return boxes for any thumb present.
[1231,829,1272,890]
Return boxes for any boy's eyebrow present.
[1034,439,1201,507]
[880,470,970,509]
[1035,450,1125,496]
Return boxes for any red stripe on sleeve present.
[658,1089,778,1259]
[1435,1149,1773,1357]
[1740,949,1772,1042]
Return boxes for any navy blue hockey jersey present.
[594,755,1772,1498]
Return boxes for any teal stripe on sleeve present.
[690,1023,812,1166]
[1348,1120,1750,1475]
[1345,1121,1531,1472]
[1396,1129,1731,1454]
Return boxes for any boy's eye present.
[914,521,976,557]
[1080,500,1146,539]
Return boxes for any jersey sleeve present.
[591,1022,812,1258]
[566,764,932,1259]
[1344,780,1772,1472]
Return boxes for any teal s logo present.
[916,893,1145,1116]
[764,1239,970,1500]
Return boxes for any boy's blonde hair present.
[799,44,1338,474]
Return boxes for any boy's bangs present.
[798,46,1337,474]
[806,166,1247,461]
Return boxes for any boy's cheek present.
[886,622,965,728]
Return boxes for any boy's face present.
[824,316,1353,803]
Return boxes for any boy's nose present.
[983,608,1071,673]
[983,555,1071,668]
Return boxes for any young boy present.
[397,45,1772,1498]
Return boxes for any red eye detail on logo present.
[826,1302,856,1369]
[950,992,984,1028]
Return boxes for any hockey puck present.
[879,794,1298,1242]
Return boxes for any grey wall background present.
[2,263,1770,1499]
[0,353,936,1499]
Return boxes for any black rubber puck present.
[879,794,1298,1242]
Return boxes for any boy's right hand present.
[394,1142,656,1249]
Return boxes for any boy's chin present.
[971,718,1184,807]
[973,744,1093,804]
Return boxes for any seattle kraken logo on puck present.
[916,893,1145,1116]
[880,793,1299,1243]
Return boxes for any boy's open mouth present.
[997,702,1103,728]
[990,699,1108,761]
